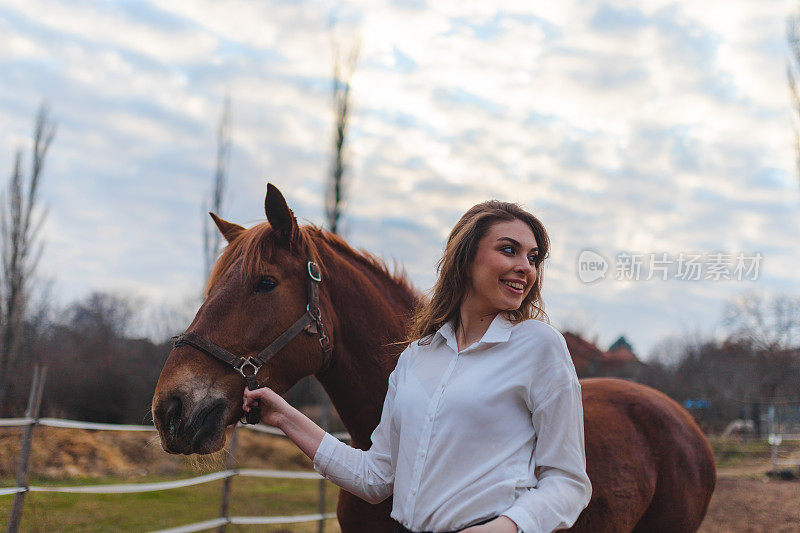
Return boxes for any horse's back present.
[570,378,716,533]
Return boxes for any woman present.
[244,201,591,533]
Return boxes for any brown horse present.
[152,184,715,532]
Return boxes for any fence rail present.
[0,469,326,496]
[1,365,347,533]
[0,416,349,440]
[152,513,338,533]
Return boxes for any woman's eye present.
[529,255,539,263]
[500,246,514,254]
[253,277,277,294]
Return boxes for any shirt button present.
[428,415,433,421]
[410,489,416,495]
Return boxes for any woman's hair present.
[407,200,550,344]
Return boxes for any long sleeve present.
[501,378,592,533]
[312,364,398,504]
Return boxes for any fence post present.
[7,364,47,533]
[217,426,240,533]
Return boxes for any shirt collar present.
[435,313,515,353]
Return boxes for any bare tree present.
[647,330,709,367]
[136,295,197,343]
[723,290,800,352]
[0,104,55,408]
[326,38,359,234]
[203,96,231,279]
[68,291,139,338]
[787,11,800,184]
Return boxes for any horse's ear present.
[265,183,299,247]
[210,212,245,243]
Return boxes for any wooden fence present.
[1,365,347,533]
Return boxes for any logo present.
[577,250,608,284]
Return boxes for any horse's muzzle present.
[153,395,229,454]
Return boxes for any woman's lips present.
[501,279,525,294]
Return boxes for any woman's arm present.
[461,516,518,533]
[242,368,399,505]
[461,378,589,533]
[243,387,325,460]
[499,379,592,533]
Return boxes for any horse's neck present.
[314,241,414,449]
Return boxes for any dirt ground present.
[699,467,800,533]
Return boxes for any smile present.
[501,280,525,293]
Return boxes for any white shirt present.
[313,314,591,533]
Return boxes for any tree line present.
[0,285,796,432]
[583,294,800,434]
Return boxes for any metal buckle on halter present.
[234,357,262,379]
[307,261,322,282]
[306,303,322,322]
[319,332,331,352]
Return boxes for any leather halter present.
[172,261,332,424]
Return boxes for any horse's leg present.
[336,490,394,533]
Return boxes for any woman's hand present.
[244,387,326,462]
[461,516,519,533]
[242,386,291,428]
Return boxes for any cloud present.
[1,0,798,354]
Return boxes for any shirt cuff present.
[312,432,340,477]
[501,509,540,533]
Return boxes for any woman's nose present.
[515,258,534,274]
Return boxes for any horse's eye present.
[253,277,277,294]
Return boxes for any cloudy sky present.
[1,0,799,357]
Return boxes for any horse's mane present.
[305,226,420,302]
[205,222,420,305]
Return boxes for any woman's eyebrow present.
[497,236,539,252]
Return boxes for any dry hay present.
[0,425,313,479]
[233,428,314,470]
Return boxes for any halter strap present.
[172,260,332,424]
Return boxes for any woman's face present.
[464,219,539,316]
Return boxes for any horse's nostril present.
[163,395,183,433]
[167,395,182,415]
[191,400,226,449]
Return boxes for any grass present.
[0,475,341,532]
[710,437,771,468]
[709,436,800,469]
